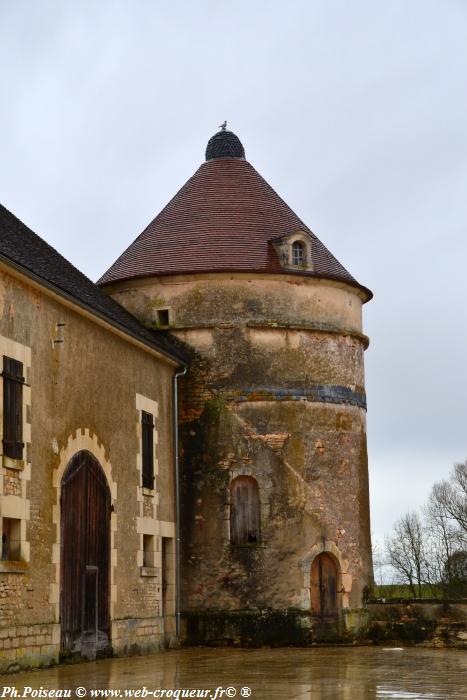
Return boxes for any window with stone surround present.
[0,338,31,573]
[1,517,21,561]
[272,231,313,272]
[2,356,24,461]
[143,534,155,567]
[155,309,170,327]
[230,476,261,545]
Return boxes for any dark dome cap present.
[205,130,245,160]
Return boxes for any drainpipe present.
[173,364,188,640]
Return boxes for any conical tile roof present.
[98,132,371,300]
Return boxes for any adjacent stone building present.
[0,205,189,672]
[100,129,373,645]
[0,127,373,670]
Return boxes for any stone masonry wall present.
[111,617,163,657]
[107,272,372,639]
[361,601,467,649]
[0,622,59,674]
[0,266,177,670]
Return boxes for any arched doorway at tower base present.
[310,551,341,639]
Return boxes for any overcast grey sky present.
[1,1,466,542]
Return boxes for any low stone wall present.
[2,605,465,673]
[183,603,467,649]
[0,622,60,674]
[0,617,169,673]
[111,616,164,656]
[362,600,467,648]
[182,610,315,647]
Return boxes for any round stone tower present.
[99,129,373,644]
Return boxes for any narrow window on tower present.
[292,240,305,266]
[2,356,24,461]
[230,476,261,545]
[141,410,155,489]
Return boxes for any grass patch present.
[372,583,443,600]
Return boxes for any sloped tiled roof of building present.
[98,130,371,301]
[0,203,190,364]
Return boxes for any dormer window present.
[271,230,313,272]
[292,241,305,266]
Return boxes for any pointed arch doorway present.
[60,450,111,659]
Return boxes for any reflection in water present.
[378,691,445,699]
[2,647,467,699]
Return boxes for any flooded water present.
[1,647,466,699]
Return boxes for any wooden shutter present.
[230,476,260,545]
[141,411,154,489]
[2,356,24,460]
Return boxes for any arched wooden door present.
[60,450,111,657]
[310,552,339,618]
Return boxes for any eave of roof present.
[101,266,373,303]
[0,203,190,365]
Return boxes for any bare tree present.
[372,536,386,597]
[431,460,467,539]
[425,493,459,594]
[445,550,467,597]
[384,461,467,600]
[426,460,467,596]
[385,511,428,598]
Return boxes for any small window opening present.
[156,309,170,327]
[292,241,305,266]
[1,518,21,561]
[230,476,261,545]
[143,534,155,567]
[142,411,155,489]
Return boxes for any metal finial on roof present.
[218,120,227,131]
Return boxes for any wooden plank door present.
[230,476,260,545]
[60,450,111,656]
[310,552,338,617]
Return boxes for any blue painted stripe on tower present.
[209,385,367,409]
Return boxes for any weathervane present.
[218,120,227,131]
